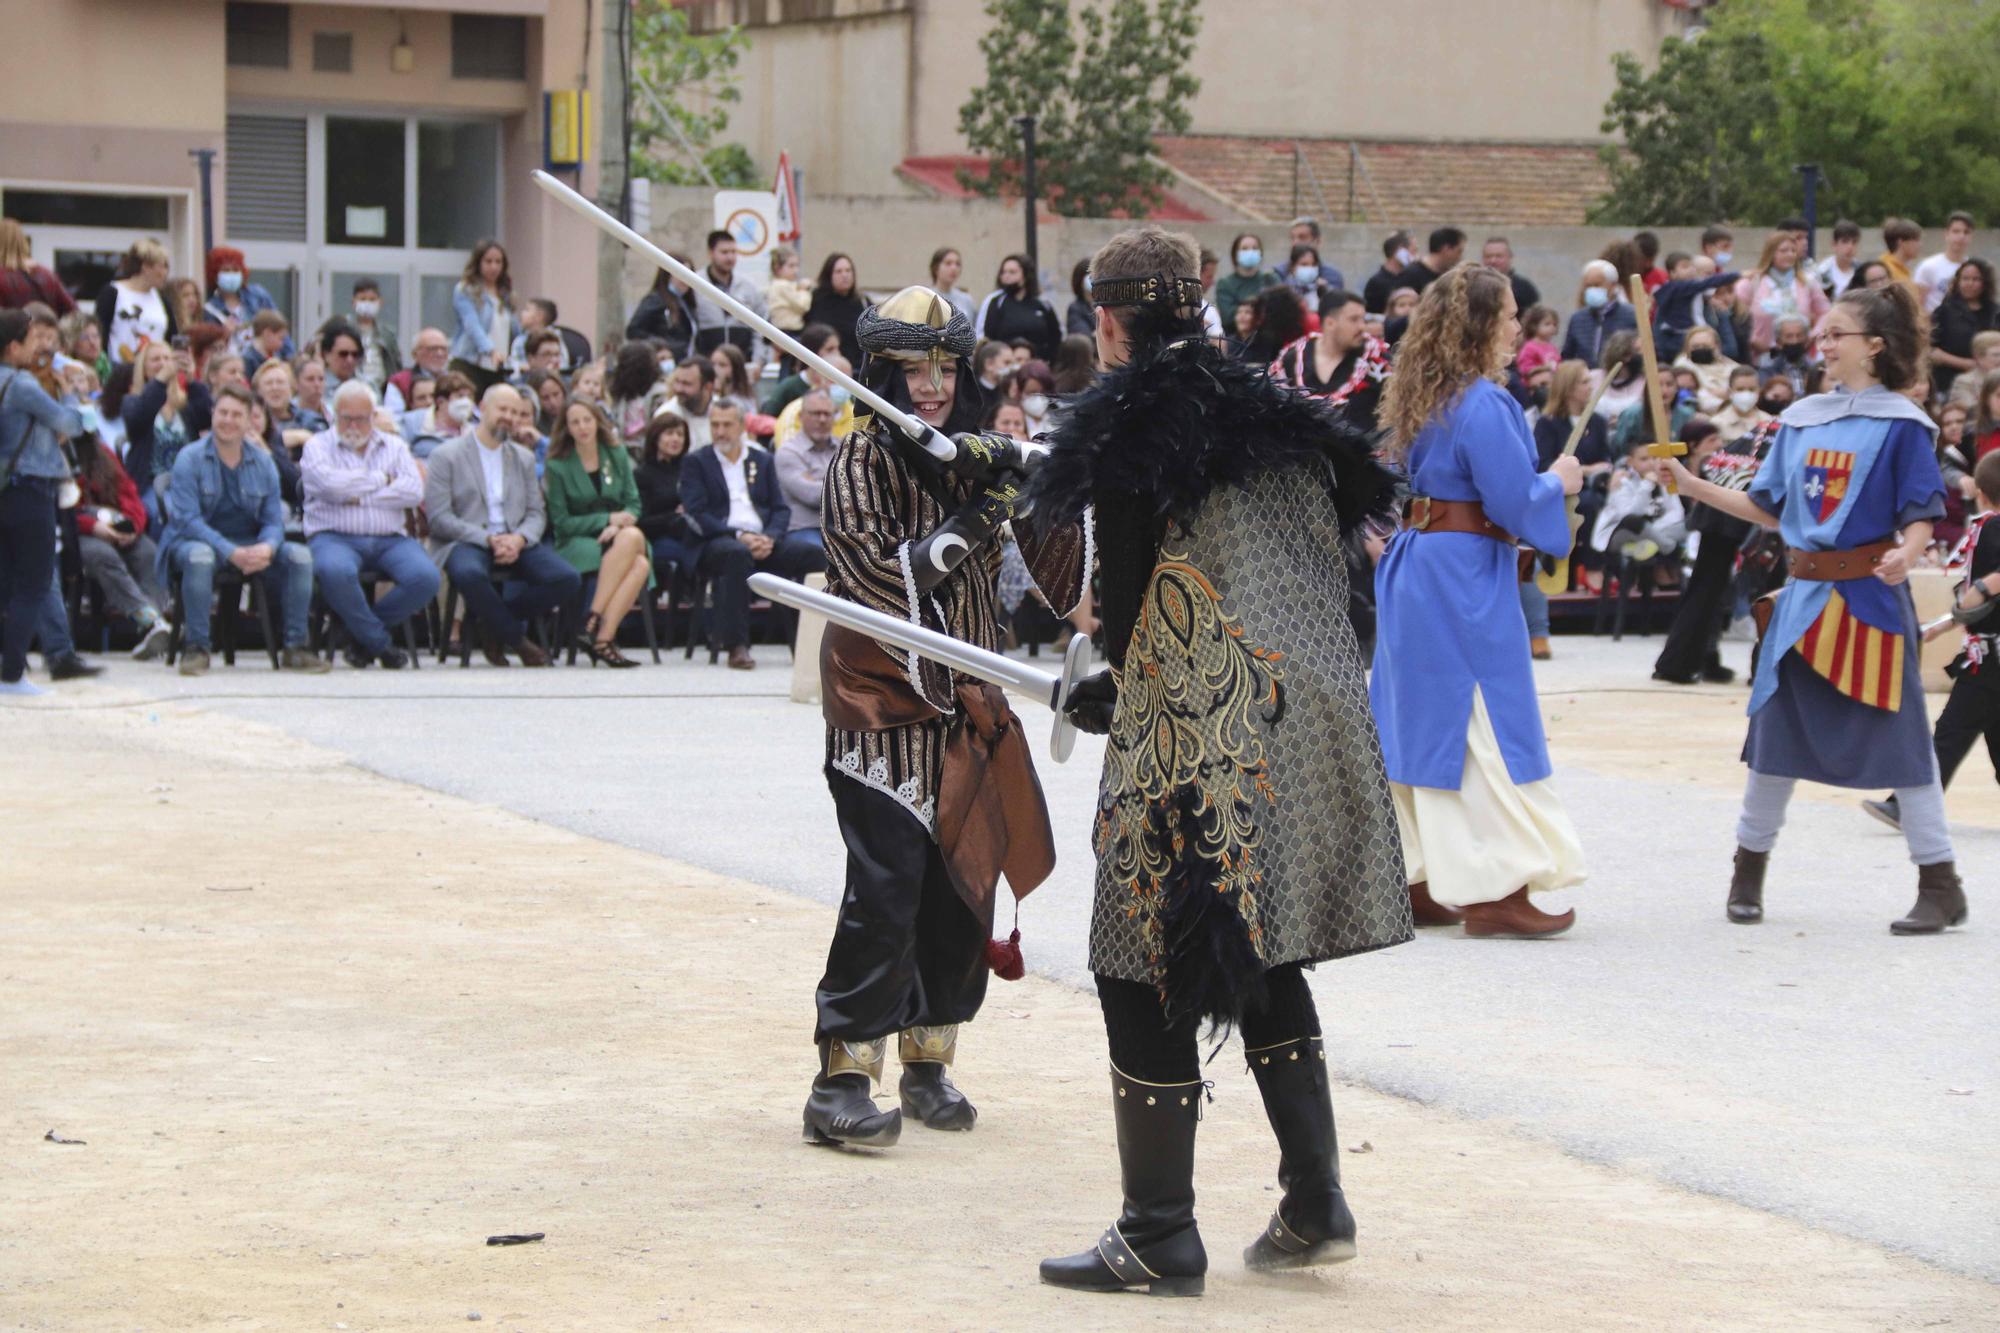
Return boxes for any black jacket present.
[625,289,698,362]
[804,290,867,367]
[974,290,1063,361]
[636,454,696,544]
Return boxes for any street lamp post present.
[1016,114,1039,282]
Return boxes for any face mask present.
[1714,251,1734,268]
[1236,248,1262,270]
[354,299,379,319]
[1393,247,1413,267]
[1583,286,1610,310]
[1688,348,1716,365]
[658,356,676,374]
[400,409,430,438]
[1780,343,1806,362]
[1729,390,1759,413]
[1293,265,1319,286]
[827,385,851,408]
[217,271,243,294]
[447,397,475,424]
[1022,392,1049,417]
[1759,396,1789,415]
[1528,386,1549,409]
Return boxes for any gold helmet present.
[856,285,976,394]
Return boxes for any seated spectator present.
[1671,324,1737,413]
[1929,259,1997,403]
[384,327,451,413]
[766,247,812,333]
[709,342,758,416]
[569,359,607,409]
[349,279,400,390]
[243,394,302,512]
[514,328,566,385]
[1051,334,1096,395]
[544,398,648,667]
[205,350,248,398]
[241,310,291,379]
[519,368,567,441]
[1974,371,2000,461]
[1934,401,1973,550]
[253,360,314,454]
[57,310,110,383]
[974,253,1062,362]
[1561,259,1637,367]
[971,339,1012,396]
[69,426,170,659]
[678,399,824,669]
[606,341,673,453]
[422,384,579,666]
[300,380,435,669]
[805,253,867,366]
[760,323,839,415]
[1591,438,1687,563]
[94,239,176,365]
[403,369,476,460]
[1709,365,1773,440]
[449,239,519,395]
[1756,314,1818,397]
[200,247,284,356]
[660,357,716,451]
[1519,304,1561,363]
[625,264,698,363]
[1533,359,1613,473]
[1013,359,1057,436]
[773,390,838,551]
[1241,285,1306,365]
[122,340,212,486]
[1609,363,1695,454]
[771,354,854,445]
[1515,340,1559,420]
[509,297,566,373]
[94,361,135,461]
[319,322,366,389]
[1757,374,1797,418]
[1949,331,2000,408]
[291,355,331,432]
[636,412,699,583]
[155,385,326,676]
[1383,285,1420,342]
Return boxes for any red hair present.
[205,246,246,292]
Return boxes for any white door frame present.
[0,180,197,277]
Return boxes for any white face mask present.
[1729,390,1758,413]
[1021,393,1049,417]
[447,397,475,424]
[354,300,380,319]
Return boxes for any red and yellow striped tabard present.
[1793,587,1904,712]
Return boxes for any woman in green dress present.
[543,398,648,667]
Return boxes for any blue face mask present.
[400,409,431,439]
[217,271,243,294]
[1293,265,1320,286]
[1236,248,1262,270]
[827,385,852,408]
[1714,251,1734,268]
[1583,286,1610,310]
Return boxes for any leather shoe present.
[516,637,551,668]
[48,654,103,680]
[1462,887,1575,938]
[375,644,410,670]
[727,645,756,670]
[478,626,510,667]
[1407,880,1464,927]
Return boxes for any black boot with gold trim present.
[1039,1066,1206,1297]
[803,1038,902,1149]
[1242,1036,1357,1271]
[897,1025,978,1131]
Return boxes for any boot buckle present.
[1096,1224,1159,1282]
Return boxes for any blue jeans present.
[1518,577,1550,638]
[309,532,440,654]
[443,540,580,646]
[172,540,315,651]
[650,535,698,582]
[0,477,58,682]
[788,527,825,552]
[36,567,73,660]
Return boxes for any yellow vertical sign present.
[546,90,591,166]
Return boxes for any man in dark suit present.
[679,399,826,669]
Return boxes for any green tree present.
[629,2,759,188]
[1593,0,2000,226]
[958,0,1201,219]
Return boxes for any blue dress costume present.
[1372,378,1584,905]
[1743,391,1945,788]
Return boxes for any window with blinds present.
[226,115,308,242]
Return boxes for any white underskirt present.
[1390,687,1587,908]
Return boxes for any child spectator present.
[1651,251,1742,361]
[1948,331,2000,408]
[1592,438,1687,564]
[765,247,811,333]
[1975,370,2000,461]
[242,309,291,378]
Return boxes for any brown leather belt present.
[1787,539,1897,581]
[1404,496,1516,545]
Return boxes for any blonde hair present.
[1546,358,1592,418]
[1379,264,1514,456]
[0,219,30,270]
[1749,232,1795,283]
[125,238,170,275]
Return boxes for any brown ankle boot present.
[1728,847,1767,924]
[1462,887,1575,938]
[1890,862,1968,935]
[1407,881,1464,928]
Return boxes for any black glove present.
[947,431,1039,480]
[1063,669,1117,735]
[907,473,1025,591]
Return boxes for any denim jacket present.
[155,434,286,584]
[0,365,82,482]
[449,285,520,365]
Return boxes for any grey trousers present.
[78,533,164,623]
[1735,769,1953,865]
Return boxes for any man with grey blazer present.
[423,384,579,666]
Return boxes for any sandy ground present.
[3,695,1996,1331]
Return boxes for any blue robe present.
[1372,379,1574,789]
[1743,408,1944,788]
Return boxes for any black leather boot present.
[897,1025,977,1130]
[1242,1037,1357,1271]
[803,1038,901,1149]
[1890,862,1969,935]
[1039,1067,1206,1297]
[1728,846,1767,924]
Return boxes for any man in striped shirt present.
[301,380,438,668]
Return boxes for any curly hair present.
[1379,264,1514,457]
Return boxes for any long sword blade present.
[531,170,953,462]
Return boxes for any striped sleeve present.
[823,430,921,620]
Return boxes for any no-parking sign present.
[714,190,778,288]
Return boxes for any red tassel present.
[986,928,1025,981]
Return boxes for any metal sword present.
[532,169,961,464]
[748,573,1098,763]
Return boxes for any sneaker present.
[131,621,171,662]
[177,649,210,677]
[48,654,104,681]
[280,647,333,674]
[1861,796,1901,831]
[1627,538,1661,563]
[0,676,46,696]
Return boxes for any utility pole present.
[596,0,631,346]
[189,149,217,257]
[1016,115,1039,282]
[1795,164,1822,259]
